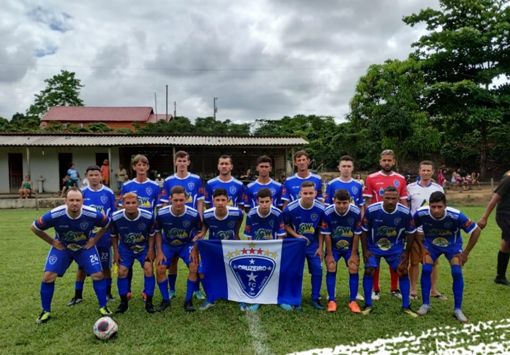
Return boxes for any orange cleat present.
[327,300,337,313]
[349,301,361,314]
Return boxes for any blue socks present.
[363,273,373,307]
[399,274,410,309]
[144,276,155,297]
[451,264,464,309]
[117,277,129,297]
[75,280,84,291]
[92,279,107,308]
[40,282,55,312]
[168,274,177,292]
[185,279,198,303]
[421,263,433,305]
[158,279,169,301]
[311,273,322,300]
[349,273,359,302]
[326,272,336,301]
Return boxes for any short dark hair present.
[256,188,272,200]
[334,189,350,201]
[212,188,228,198]
[339,155,354,163]
[85,165,101,174]
[294,150,310,161]
[256,155,272,166]
[384,185,398,194]
[218,155,233,164]
[419,160,434,168]
[175,151,190,160]
[170,185,187,197]
[300,181,315,189]
[429,191,446,205]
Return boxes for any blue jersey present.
[155,205,202,246]
[203,206,243,240]
[283,199,325,246]
[245,206,286,240]
[413,206,477,250]
[110,208,155,252]
[33,205,110,250]
[159,173,204,209]
[204,177,245,207]
[321,204,362,251]
[120,178,160,212]
[362,202,416,256]
[324,178,364,207]
[243,179,283,208]
[81,185,116,248]
[282,173,323,202]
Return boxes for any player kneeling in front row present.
[322,189,362,313]
[111,192,156,314]
[244,187,287,311]
[361,186,417,317]
[155,186,202,312]
[414,191,481,322]
[32,188,112,324]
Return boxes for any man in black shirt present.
[479,171,510,285]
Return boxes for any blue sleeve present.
[361,210,370,232]
[458,212,477,234]
[154,186,162,208]
[316,178,323,199]
[204,182,212,204]
[324,183,333,205]
[275,185,283,208]
[282,181,290,201]
[33,210,54,230]
[276,213,286,237]
[405,212,416,234]
[196,178,205,201]
[160,181,170,204]
[95,210,110,228]
[355,184,364,206]
[354,213,363,235]
[320,214,331,235]
[244,215,254,239]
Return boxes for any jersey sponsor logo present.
[228,252,276,299]
[432,237,450,248]
[124,232,147,244]
[376,238,392,251]
[217,230,235,240]
[61,231,87,243]
[255,229,273,240]
[298,223,315,235]
[333,226,354,238]
[335,239,350,250]
[377,226,397,237]
[166,228,188,240]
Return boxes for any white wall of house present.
[0,147,120,193]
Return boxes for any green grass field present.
[0,207,509,354]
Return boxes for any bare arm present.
[478,193,501,229]
[31,225,65,250]
[460,227,482,265]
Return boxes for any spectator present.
[115,164,128,191]
[18,175,33,198]
[67,163,80,188]
[100,159,110,186]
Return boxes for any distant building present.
[41,106,171,131]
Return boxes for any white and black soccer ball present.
[93,316,118,340]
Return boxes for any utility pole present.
[165,85,169,121]
[174,101,177,119]
[213,97,218,120]
[154,92,157,115]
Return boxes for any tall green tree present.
[404,0,510,177]
[26,70,84,120]
[349,58,441,166]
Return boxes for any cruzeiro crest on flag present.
[227,242,277,299]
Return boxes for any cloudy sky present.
[1,0,438,123]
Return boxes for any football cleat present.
[239,303,248,311]
[356,293,365,301]
[157,300,171,312]
[184,300,195,312]
[403,307,418,318]
[145,301,155,314]
[361,306,373,316]
[454,309,468,323]
[199,301,215,311]
[279,303,293,311]
[311,299,324,310]
[168,290,177,299]
[371,291,380,301]
[416,304,431,316]
[67,297,83,307]
[327,300,337,313]
[107,294,115,302]
[391,289,403,300]
[349,301,361,314]
[99,306,113,316]
[36,310,51,324]
[249,304,260,312]
[115,302,129,314]
[494,277,510,286]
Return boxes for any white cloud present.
[0,0,437,122]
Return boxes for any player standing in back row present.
[282,150,323,208]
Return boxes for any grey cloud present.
[27,6,73,33]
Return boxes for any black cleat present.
[115,302,129,314]
[145,300,156,314]
[157,300,171,312]
[36,310,51,324]
[67,297,83,306]
[184,300,195,312]
[494,277,510,286]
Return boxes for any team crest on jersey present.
[443,221,453,229]
[268,220,274,228]
[183,220,191,228]
[394,180,400,187]
[351,186,359,195]
[394,217,402,226]
[138,223,146,231]
[227,244,276,299]
[347,217,354,225]
[311,213,319,222]
[188,182,195,190]
[100,195,108,204]
[80,221,90,230]
[229,186,237,195]
[270,188,276,196]
[146,187,153,196]
[378,188,385,196]
[48,255,58,265]
[228,220,236,228]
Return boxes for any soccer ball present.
[93,316,118,340]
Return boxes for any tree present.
[349,58,441,167]
[403,0,510,178]
[26,70,84,120]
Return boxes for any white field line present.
[246,311,274,355]
[290,318,510,355]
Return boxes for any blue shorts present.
[44,246,103,276]
[97,246,112,270]
[305,243,322,275]
[423,242,462,262]
[161,243,193,267]
[118,243,149,269]
[332,248,355,267]
[365,251,402,271]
